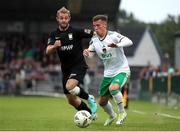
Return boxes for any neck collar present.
[98,30,108,41]
[59,24,69,31]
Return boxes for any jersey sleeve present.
[111,31,125,43]
[47,32,55,45]
[113,31,133,47]
[88,39,95,52]
[87,39,95,57]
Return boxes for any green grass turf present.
[0,96,180,131]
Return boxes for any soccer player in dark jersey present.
[46,7,97,119]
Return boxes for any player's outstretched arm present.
[108,37,133,48]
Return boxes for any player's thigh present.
[70,65,87,84]
[62,66,86,93]
[99,77,112,96]
[111,72,129,90]
[66,79,79,90]
[62,73,70,94]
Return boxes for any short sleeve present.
[88,39,95,52]
[47,32,55,45]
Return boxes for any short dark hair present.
[92,15,108,22]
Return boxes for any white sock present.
[101,101,116,118]
[112,91,125,113]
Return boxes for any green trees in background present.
[150,15,180,64]
[118,9,180,64]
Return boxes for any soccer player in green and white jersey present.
[83,14,133,126]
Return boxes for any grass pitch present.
[0,96,180,131]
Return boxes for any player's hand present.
[54,40,61,48]
[83,49,89,57]
[108,43,118,48]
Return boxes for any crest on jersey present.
[68,33,73,40]
[102,47,107,53]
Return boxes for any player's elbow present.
[129,39,133,46]
[46,45,56,55]
[45,49,50,55]
[46,46,52,55]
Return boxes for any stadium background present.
[0,0,180,116]
[0,0,180,131]
[0,0,122,96]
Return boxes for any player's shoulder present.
[49,28,59,35]
[108,30,119,36]
[50,30,56,34]
[90,35,98,42]
[108,30,124,39]
[69,26,78,31]
[89,35,98,45]
[48,31,56,38]
[92,34,98,39]
[71,26,91,33]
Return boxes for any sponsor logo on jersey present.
[102,47,107,53]
[68,33,73,40]
[101,52,112,59]
[60,44,73,51]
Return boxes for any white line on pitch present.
[131,110,146,115]
[156,113,180,120]
[131,110,180,120]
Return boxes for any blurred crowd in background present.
[0,32,179,96]
[0,33,57,95]
[140,63,180,80]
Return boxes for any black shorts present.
[62,65,87,94]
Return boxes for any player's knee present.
[66,83,74,91]
[109,85,120,95]
[109,84,119,91]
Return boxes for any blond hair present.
[56,7,71,17]
[92,15,108,22]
